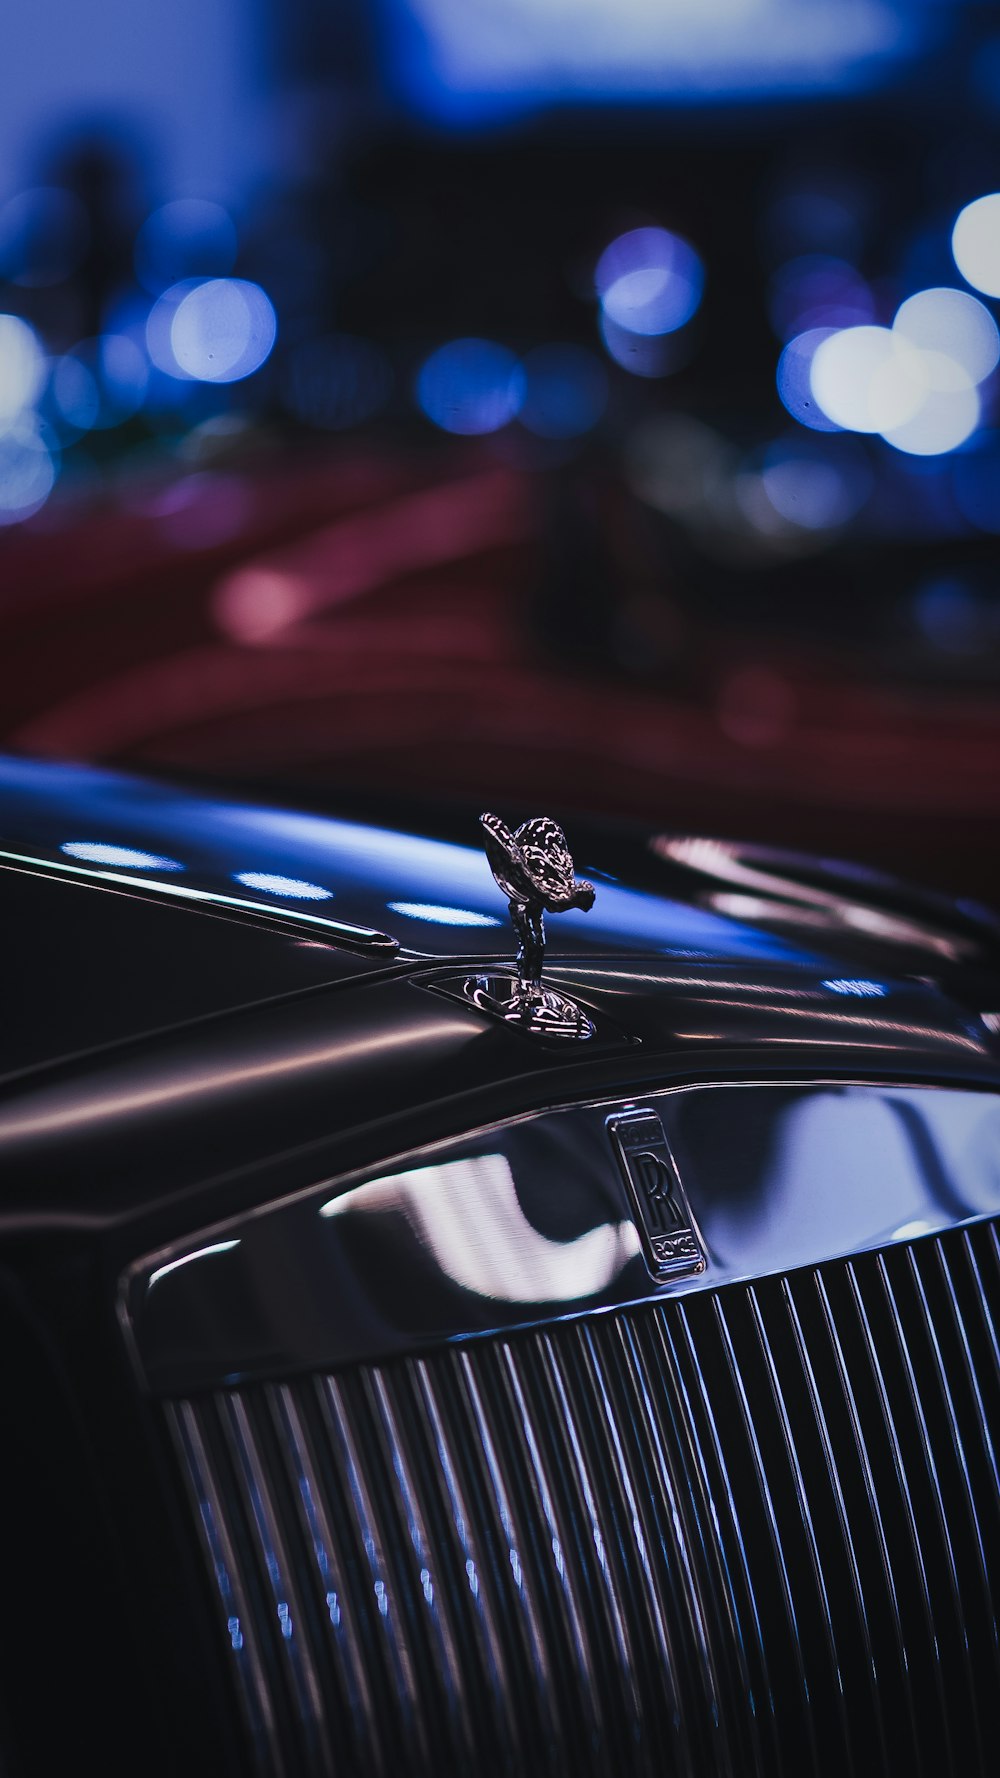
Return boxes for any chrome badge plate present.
[608,1109,707,1282]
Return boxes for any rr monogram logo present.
[608,1111,706,1283]
[631,1148,682,1218]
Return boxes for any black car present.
[1,753,999,1778]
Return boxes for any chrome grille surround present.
[169,1216,1000,1778]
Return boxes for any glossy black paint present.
[0,955,997,1234]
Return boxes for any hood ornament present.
[470,813,597,1040]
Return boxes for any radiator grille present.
[169,1219,1000,1777]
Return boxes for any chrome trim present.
[429,968,599,1041]
[479,812,595,991]
[608,1109,705,1280]
[124,1080,1000,1395]
[0,846,398,953]
[171,1218,1000,1777]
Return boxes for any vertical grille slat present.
[868,1251,987,1772]
[778,1276,890,1778]
[171,1221,1000,1777]
[664,1303,786,1778]
[701,1292,824,1775]
[804,1272,926,1778]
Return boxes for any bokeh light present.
[49,354,100,435]
[519,344,607,438]
[768,255,874,340]
[415,338,525,434]
[53,334,149,431]
[893,288,999,386]
[626,414,732,520]
[0,417,57,525]
[776,328,841,431]
[761,438,871,530]
[810,326,926,434]
[595,226,704,336]
[953,436,1000,532]
[599,312,683,378]
[879,354,979,457]
[912,577,987,654]
[134,199,238,295]
[170,279,277,383]
[0,314,46,423]
[952,193,1000,298]
[282,335,394,430]
[146,279,199,377]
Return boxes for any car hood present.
[0,755,828,967]
[0,755,994,1085]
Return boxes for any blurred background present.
[1,0,999,899]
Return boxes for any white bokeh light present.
[952,193,1000,299]
[893,287,999,386]
[810,326,926,434]
[0,314,45,424]
[0,416,56,524]
[879,352,979,456]
[169,279,277,383]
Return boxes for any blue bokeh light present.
[49,354,100,436]
[600,312,684,379]
[953,437,1000,534]
[596,227,704,337]
[761,438,871,530]
[415,338,525,435]
[912,578,986,654]
[519,344,608,438]
[776,328,841,431]
[53,335,148,431]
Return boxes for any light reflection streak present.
[320,1155,639,1302]
[656,836,971,960]
[0,1020,472,1145]
[668,1002,981,1048]
[149,1239,241,1289]
[0,846,387,943]
[61,839,184,870]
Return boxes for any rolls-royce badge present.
[608,1110,707,1282]
[474,812,597,1039]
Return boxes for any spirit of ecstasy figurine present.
[477,813,596,1038]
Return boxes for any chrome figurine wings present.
[480,812,595,990]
